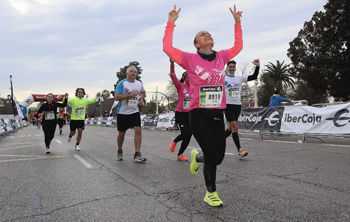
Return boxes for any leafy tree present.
[287,0,350,101]
[262,60,295,91]
[241,83,254,106]
[257,77,276,107]
[0,97,13,114]
[290,80,328,105]
[101,89,111,100]
[165,80,178,107]
[140,100,166,114]
[112,61,143,96]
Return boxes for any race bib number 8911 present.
[199,85,223,108]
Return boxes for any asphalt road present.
[0,125,349,221]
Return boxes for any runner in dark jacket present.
[36,93,68,154]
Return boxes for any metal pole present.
[156,86,159,114]
[254,80,258,108]
[148,91,170,112]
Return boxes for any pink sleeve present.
[228,24,243,59]
[170,63,175,74]
[170,63,181,89]
[163,21,182,65]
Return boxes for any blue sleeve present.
[280,97,291,103]
[115,80,124,94]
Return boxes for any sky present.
[0,0,328,105]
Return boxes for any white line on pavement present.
[56,140,62,144]
[264,140,299,144]
[125,136,134,139]
[74,155,93,169]
[328,144,350,147]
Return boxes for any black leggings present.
[42,120,57,148]
[189,109,226,193]
[57,119,65,128]
[174,112,192,155]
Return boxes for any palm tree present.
[262,60,295,91]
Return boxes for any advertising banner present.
[281,103,350,134]
[141,114,158,127]
[156,113,176,128]
[238,103,350,134]
[238,107,284,132]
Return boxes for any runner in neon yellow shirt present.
[67,88,101,151]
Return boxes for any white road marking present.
[240,138,254,140]
[328,144,350,148]
[74,155,93,169]
[56,140,62,144]
[264,140,299,144]
[125,136,134,139]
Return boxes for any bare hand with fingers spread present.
[229,5,243,24]
[168,5,181,23]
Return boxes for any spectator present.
[269,90,291,107]
[103,110,109,117]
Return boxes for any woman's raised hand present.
[229,5,243,24]
[168,5,181,23]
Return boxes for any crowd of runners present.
[34,4,262,208]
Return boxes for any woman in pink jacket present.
[169,59,192,162]
[163,4,243,207]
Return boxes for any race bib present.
[183,97,191,110]
[76,107,84,116]
[58,114,64,119]
[45,111,55,120]
[229,88,239,99]
[199,85,223,108]
[126,97,138,108]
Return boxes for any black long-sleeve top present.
[36,98,67,122]
[247,66,260,81]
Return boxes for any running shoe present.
[177,154,188,161]
[67,137,71,143]
[75,145,81,151]
[190,150,200,175]
[117,150,123,161]
[169,138,176,152]
[204,191,223,207]
[134,153,146,162]
[238,148,248,159]
[45,148,50,154]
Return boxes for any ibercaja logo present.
[326,108,350,127]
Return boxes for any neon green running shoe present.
[190,150,200,175]
[204,191,223,207]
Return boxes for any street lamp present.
[148,87,170,114]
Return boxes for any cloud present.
[0,0,328,103]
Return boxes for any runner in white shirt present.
[224,59,260,158]
[115,65,146,162]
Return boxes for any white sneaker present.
[75,145,80,151]
[134,153,146,162]
[46,148,50,154]
[67,137,71,143]
[117,150,123,161]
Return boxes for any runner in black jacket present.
[36,93,68,154]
